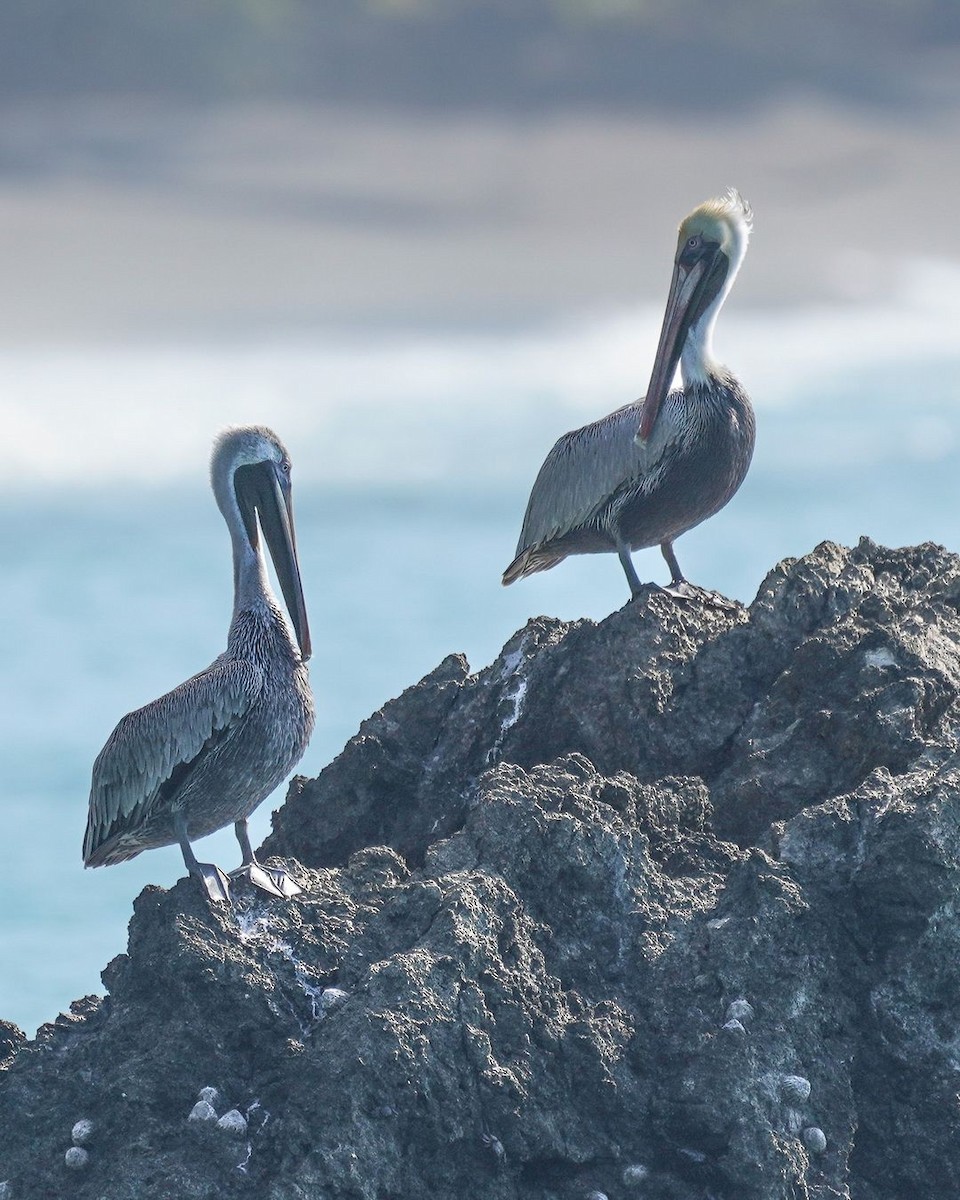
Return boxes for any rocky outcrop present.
[4,538,960,1199]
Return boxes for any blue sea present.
[2,270,960,1033]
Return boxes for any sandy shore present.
[0,92,958,343]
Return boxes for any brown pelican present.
[503,190,755,601]
[83,425,315,904]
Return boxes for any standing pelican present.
[503,190,755,600]
[84,425,315,904]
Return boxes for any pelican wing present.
[84,657,263,863]
[502,397,684,583]
[512,399,677,557]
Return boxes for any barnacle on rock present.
[781,1075,812,1104]
[725,998,755,1024]
[803,1127,827,1154]
[319,987,349,1015]
[64,1147,89,1170]
[70,1118,93,1146]
[217,1109,249,1136]
[188,1100,218,1124]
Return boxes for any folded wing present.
[504,400,675,582]
[84,658,262,864]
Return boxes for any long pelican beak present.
[236,461,312,661]
[636,250,723,442]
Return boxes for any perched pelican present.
[503,190,755,600]
[84,426,315,904]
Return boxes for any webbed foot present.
[662,580,738,610]
[230,862,302,898]
[661,579,701,601]
[265,866,302,898]
[193,862,233,904]
[230,862,287,898]
[629,581,698,602]
[230,818,303,898]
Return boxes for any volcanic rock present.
[3,538,960,1199]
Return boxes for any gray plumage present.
[503,190,755,598]
[84,425,314,901]
[503,376,754,584]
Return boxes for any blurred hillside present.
[2,0,958,110]
[0,0,958,342]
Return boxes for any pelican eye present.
[678,232,708,266]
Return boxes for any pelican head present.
[638,190,752,441]
[211,425,312,661]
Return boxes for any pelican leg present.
[175,812,232,904]
[230,819,302,899]
[660,540,738,609]
[616,537,646,599]
[660,541,698,597]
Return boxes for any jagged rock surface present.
[4,539,960,1199]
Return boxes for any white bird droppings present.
[188,1100,219,1124]
[71,1118,94,1146]
[480,1131,505,1161]
[679,1148,706,1163]
[64,1147,89,1170]
[499,676,527,736]
[622,1163,650,1187]
[864,647,898,669]
[217,1109,249,1136]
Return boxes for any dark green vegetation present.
[1,0,957,108]
[4,539,960,1197]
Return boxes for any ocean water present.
[2,263,960,1033]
